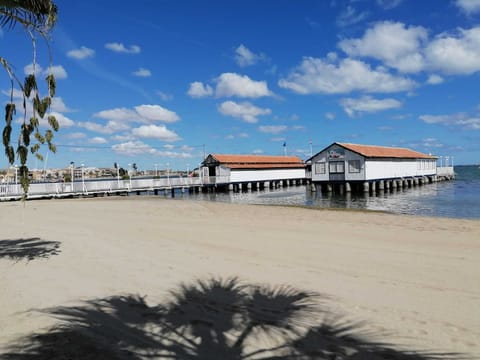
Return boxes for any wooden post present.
[363,181,369,193]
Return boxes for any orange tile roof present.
[337,143,437,159]
[209,154,305,169]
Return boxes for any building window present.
[348,160,361,173]
[314,162,326,174]
[329,161,344,174]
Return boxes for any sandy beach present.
[1,197,479,358]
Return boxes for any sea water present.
[185,165,480,219]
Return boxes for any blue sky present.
[2,0,480,170]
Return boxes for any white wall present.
[365,159,436,180]
[230,168,305,183]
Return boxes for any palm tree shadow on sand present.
[2,277,465,359]
[0,238,61,261]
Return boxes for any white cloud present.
[339,21,428,73]
[110,134,133,142]
[132,67,152,77]
[94,108,138,121]
[325,112,336,120]
[218,101,271,123]
[24,63,43,76]
[132,124,181,142]
[419,113,480,130]
[215,73,273,98]
[157,91,173,101]
[455,0,480,14]
[340,96,402,117]
[378,125,393,131]
[48,65,68,79]
[426,74,444,85]
[235,44,266,67]
[112,141,156,156]
[105,42,141,54]
[134,104,179,123]
[187,81,213,98]
[421,137,444,148]
[24,63,68,79]
[50,97,73,113]
[89,137,107,144]
[336,6,369,27]
[67,46,95,60]
[339,22,480,76]
[425,27,480,75]
[94,105,179,123]
[376,0,403,9]
[78,120,130,134]
[258,125,288,134]
[279,57,415,94]
[65,132,87,139]
[112,140,191,158]
[292,125,305,130]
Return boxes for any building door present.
[329,161,345,181]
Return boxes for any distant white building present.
[201,154,306,191]
[307,142,438,193]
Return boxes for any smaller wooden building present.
[307,142,438,193]
[201,154,306,191]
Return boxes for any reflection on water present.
[184,179,479,219]
[144,166,480,219]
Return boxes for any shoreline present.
[1,198,479,356]
[7,192,480,221]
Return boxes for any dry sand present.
[0,197,479,357]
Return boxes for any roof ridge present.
[338,142,410,150]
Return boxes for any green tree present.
[0,0,59,195]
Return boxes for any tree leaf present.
[5,145,14,164]
[24,74,37,98]
[47,114,59,131]
[5,103,15,124]
[46,73,56,97]
[21,124,30,147]
[2,125,11,146]
[34,131,45,144]
[45,129,53,142]
[17,145,28,164]
[30,116,39,128]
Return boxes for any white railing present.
[0,176,204,200]
[437,166,455,178]
[0,174,308,200]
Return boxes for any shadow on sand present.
[1,277,464,359]
[0,238,61,261]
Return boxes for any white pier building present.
[201,154,306,191]
[307,142,444,193]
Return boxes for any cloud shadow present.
[1,277,465,359]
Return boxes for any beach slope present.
[0,198,479,357]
